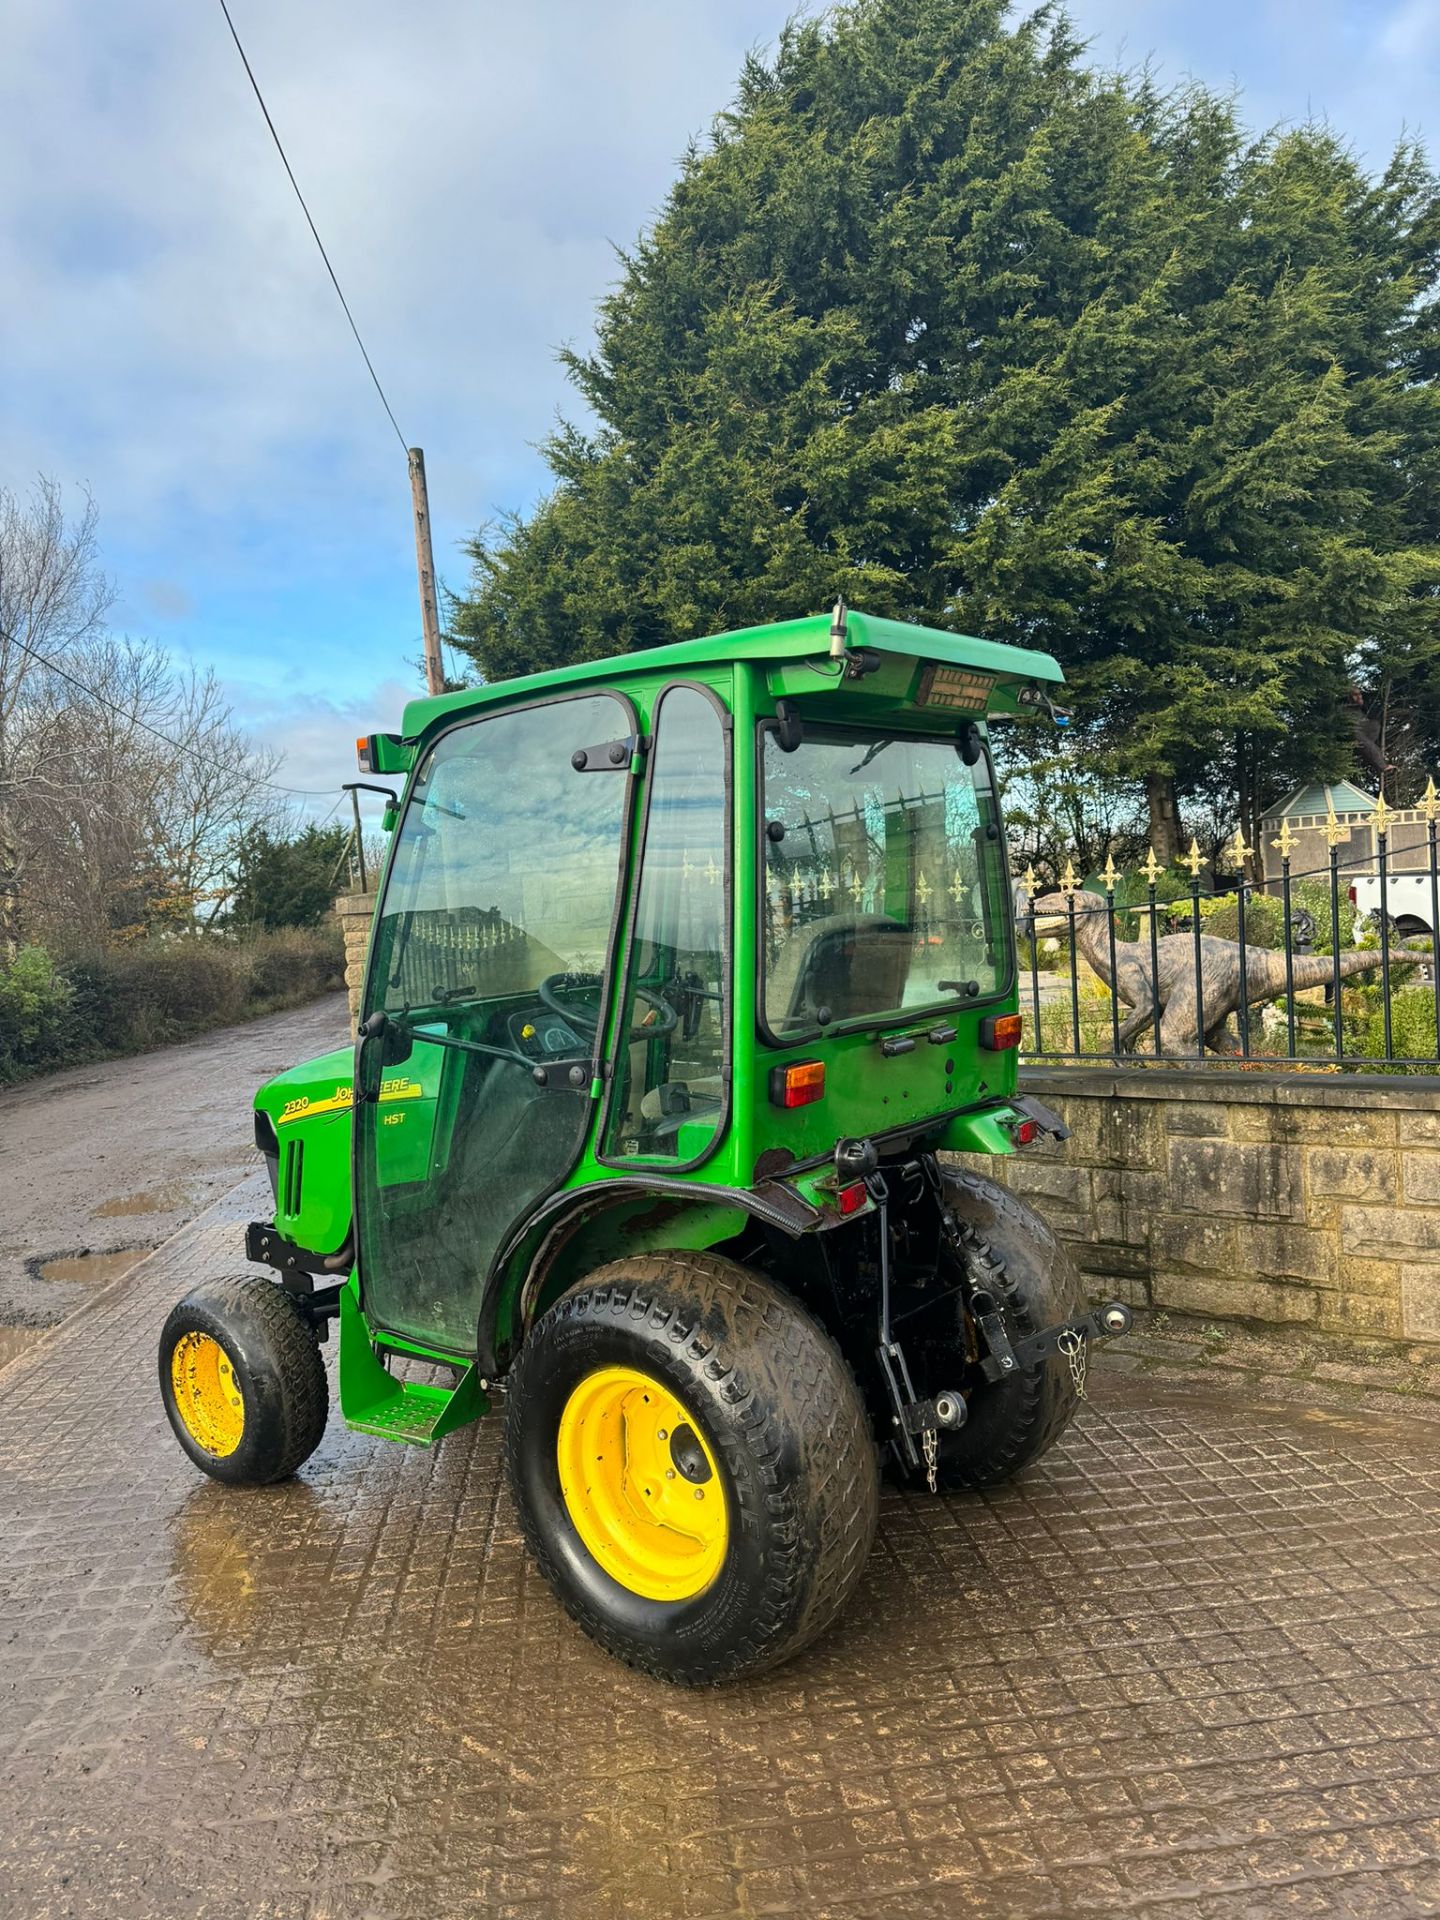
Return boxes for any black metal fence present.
[1020,806,1440,1071]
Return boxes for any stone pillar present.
[334,891,378,1033]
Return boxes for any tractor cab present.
[160,607,1130,1685]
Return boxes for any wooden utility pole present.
[408,446,445,697]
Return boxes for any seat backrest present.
[768,911,914,1031]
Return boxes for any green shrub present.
[0,925,345,1084]
[0,947,73,1074]
[1199,892,1286,947]
[239,924,344,1004]
[1352,984,1438,1062]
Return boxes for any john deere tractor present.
[159,607,1129,1684]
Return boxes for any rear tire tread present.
[506,1251,878,1685]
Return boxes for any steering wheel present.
[538,971,679,1039]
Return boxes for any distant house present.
[1260,779,1437,924]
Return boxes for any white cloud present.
[0,0,778,560]
[224,670,414,821]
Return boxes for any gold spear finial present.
[1322,793,1349,850]
[1229,826,1252,871]
[1102,852,1120,893]
[1059,857,1078,894]
[1141,847,1163,886]
[1024,864,1038,892]
[1270,818,1297,862]
[1182,837,1204,878]
[1421,776,1440,826]
[1371,791,1392,839]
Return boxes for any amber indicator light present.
[769,1060,825,1109]
[980,1012,1023,1051]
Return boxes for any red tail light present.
[1013,1119,1038,1146]
[769,1060,825,1109]
[837,1180,868,1215]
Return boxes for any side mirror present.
[356,1009,410,1102]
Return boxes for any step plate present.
[346,1385,452,1447]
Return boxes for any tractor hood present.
[254,1044,357,1133]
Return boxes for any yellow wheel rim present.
[557,1366,728,1602]
[170,1332,245,1458]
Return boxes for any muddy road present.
[0,994,349,1362]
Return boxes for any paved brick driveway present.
[3,1174,1439,1919]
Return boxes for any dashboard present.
[502,1006,585,1060]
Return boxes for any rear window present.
[761,726,1010,1037]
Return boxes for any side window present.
[372,693,630,1017]
[604,687,728,1164]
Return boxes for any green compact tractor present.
[159,607,1130,1684]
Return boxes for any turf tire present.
[505,1251,879,1686]
[159,1276,328,1486]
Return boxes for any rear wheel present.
[505,1251,878,1685]
[159,1276,328,1486]
[901,1170,1084,1491]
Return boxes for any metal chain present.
[922,1424,938,1495]
[1058,1328,1088,1401]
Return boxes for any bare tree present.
[145,664,285,925]
[0,479,112,955]
[16,638,285,947]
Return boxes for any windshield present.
[761,726,1010,1037]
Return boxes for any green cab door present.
[355,693,636,1352]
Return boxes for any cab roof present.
[400,609,1063,742]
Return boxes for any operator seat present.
[768,911,914,1032]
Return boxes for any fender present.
[480,1173,821,1373]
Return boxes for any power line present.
[9,632,341,799]
[216,0,408,454]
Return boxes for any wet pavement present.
[0,995,349,1340]
[2,1175,1440,1919]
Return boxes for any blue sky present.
[3,0,1437,818]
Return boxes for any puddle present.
[37,1249,147,1287]
[93,1184,187,1219]
[0,1325,44,1372]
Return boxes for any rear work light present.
[979,1012,1023,1051]
[769,1060,825,1109]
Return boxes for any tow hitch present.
[972,1297,1132,1384]
[856,1144,1134,1489]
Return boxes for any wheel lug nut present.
[665,1469,676,1480]
[657,1428,668,1440]
[694,1489,704,1501]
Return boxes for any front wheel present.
[159,1276,328,1485]
[505,1251,878,1685]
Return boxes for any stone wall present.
[971,1068,1440,1344]
[334,891,377,1032]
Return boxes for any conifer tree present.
[452,0,1440,846]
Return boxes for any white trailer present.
[1348,872,1436,939]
